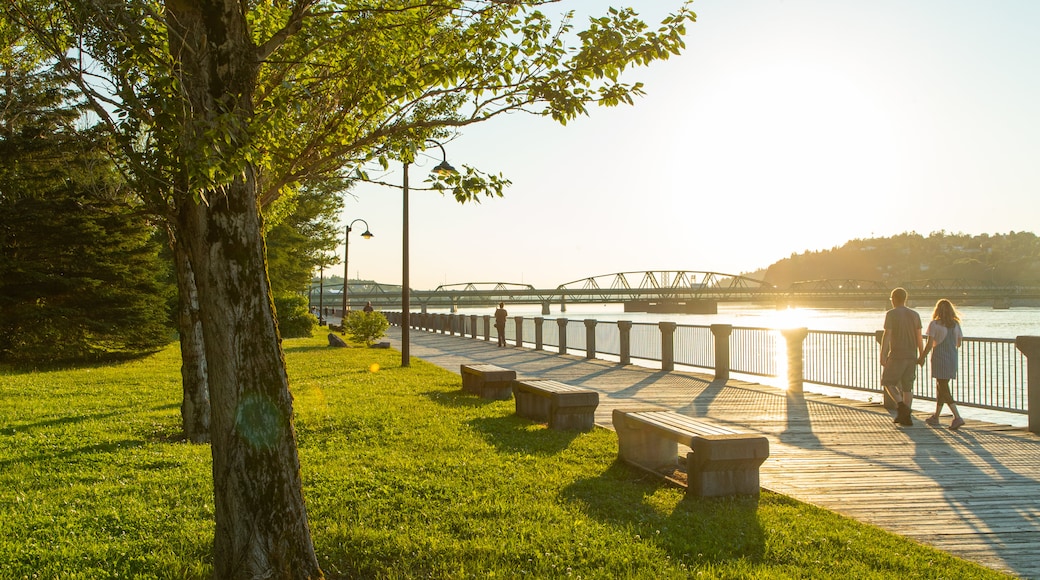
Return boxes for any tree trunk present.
[177,176,321,579]
[171,230,210,443]
[166,1,322,577]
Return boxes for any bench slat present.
[514,380,590,394]
[624,411,738,444]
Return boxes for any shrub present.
[342,310,389,346]
[273,293,317,338]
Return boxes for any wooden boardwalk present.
[388,328,1040,579]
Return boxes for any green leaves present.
[427,163,512,204]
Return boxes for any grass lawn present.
[0,332,1013,579]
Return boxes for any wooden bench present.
[612,407,769,497]
[460,364,516,400]
[513,379,599,431]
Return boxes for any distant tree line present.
[761,231,1040,288]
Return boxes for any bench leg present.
[686,435,769,497]
[479,379,514,400]
[461,373,480,394]
[515,390,550,420]
[548,407,596,431]
[613,413,678,470]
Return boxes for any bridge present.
[309,270,1040,313]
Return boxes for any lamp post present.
[402,140,456,367]
[342,219,374,318]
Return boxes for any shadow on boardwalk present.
[388,327,1040,579]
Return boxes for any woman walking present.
[919,299,965,430]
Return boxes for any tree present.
[0,38,172,364]
[265,180,345,296]
[2,1,696,577]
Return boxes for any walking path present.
[384,326,1040,579]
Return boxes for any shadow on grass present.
[0,410,123,436]
[562,460,767,566]
[0,348,167,374]
[467,414,581,455]
[0,438,147,469]
[419,389,500,411]
[282,343,350,355]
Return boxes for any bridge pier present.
[541,301,551,315]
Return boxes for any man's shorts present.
[881,358,917,392]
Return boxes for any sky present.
[335,0,1040,291]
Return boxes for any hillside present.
[755,232,1040,287]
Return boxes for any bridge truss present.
[551,271,772,303]
[312,272,1040,311]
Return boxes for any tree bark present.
[171,230,210,443]
[166,1,322,577]
[177,176,321,579]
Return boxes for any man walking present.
[880,287,925,426]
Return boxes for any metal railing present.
[386,312,1038,432]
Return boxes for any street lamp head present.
[361,229,374,239]
[432,159,457,175]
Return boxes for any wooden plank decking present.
[389,327,1040,579]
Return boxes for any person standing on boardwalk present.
[880,287,925,426]
[919,299,966,430]
[494,302,508,347]
[363,301,374,313]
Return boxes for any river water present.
[440,302,1040,428]
[450,302,1040,340]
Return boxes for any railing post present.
[618,320,632,366]
[534,317,544,351]
[482,315,491,341]
[711,324,732,381]
[470,314,478,339]
[584,319,597,359]
[1015,336,1040,434]
[557,318,568,355]
[514,316,523,347]
[782,327,809,394]
[660,322,676,372]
